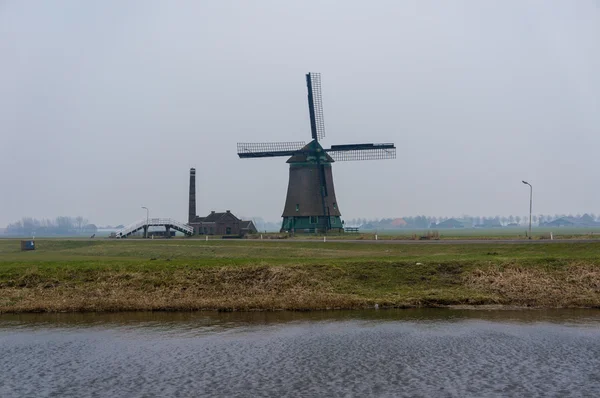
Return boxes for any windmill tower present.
[237,73,396,233]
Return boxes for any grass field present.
[1,239,600,313]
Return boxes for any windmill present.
[237,73,396,233]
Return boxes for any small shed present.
[20,240,35,251]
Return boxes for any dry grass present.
[465,262,600,307]
[0,266,369,313]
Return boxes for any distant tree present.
[417,215,429,228]
[55,216,75,234]
[6,220,23,234]
[83,224,97,234]
[5,216,94,236]
[508,215,515,224]
[377,219,390,229]
[75,216,85,232]
[515,216,521,225]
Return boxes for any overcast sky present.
[1,1,599,226]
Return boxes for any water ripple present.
[1,310,599,397]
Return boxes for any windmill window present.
[310,216,318,224]
[333,203,337,210]
[296,204,299,212]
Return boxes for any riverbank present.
[1,239,599,313]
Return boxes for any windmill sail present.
[306,73,325,141]
[326,143,396,161]
[237,142,306,158]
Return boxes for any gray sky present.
[1,1,599,226]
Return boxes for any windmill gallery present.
[236,73,396,233]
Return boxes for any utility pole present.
[522,181,532,240]
[142,206,149,238]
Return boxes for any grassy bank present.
[1,239,599,313]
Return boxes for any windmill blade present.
[326,143,396,161]
[306,72,325,141]
[237,141,306,158]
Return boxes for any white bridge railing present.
[116,218,194,238]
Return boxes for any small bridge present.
[115,218,194,238]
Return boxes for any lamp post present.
[522,181,532,240]
[142,206,149,239]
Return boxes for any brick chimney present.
[188,168,196,223]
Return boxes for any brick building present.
[189,210,256,236]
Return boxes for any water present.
[1,309,600,397]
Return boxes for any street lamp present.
[522,181,532,240]
[141,206,149,238]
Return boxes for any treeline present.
[5,216,97,236]
[347,214,600,229]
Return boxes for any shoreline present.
[2,303,599,315]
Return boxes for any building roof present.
[543,214,599,227]
[203,210,240,223]
[435,218,466,228]
[286,141,334,164]
[391,218,407,227]
[240,220,256,230]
